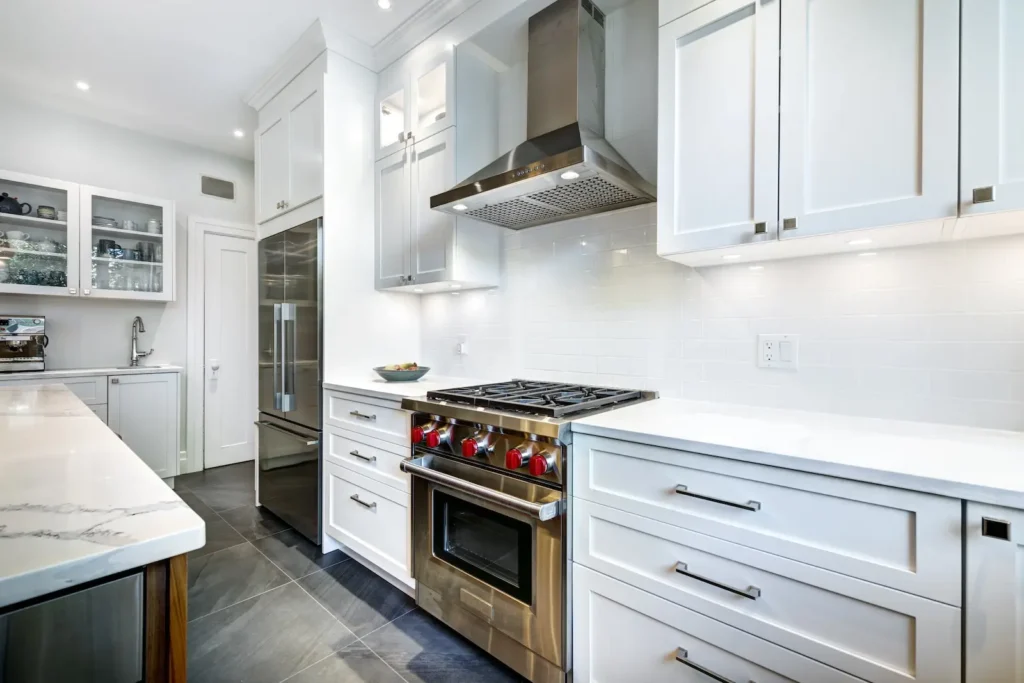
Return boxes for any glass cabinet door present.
[412,51,455,142]
[80,186,174,301]
[379,84,408,158]
[0,172,80,296]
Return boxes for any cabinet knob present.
[973,186,996,204]
[111,378,119,384]
[398,132,406,142]
[782,218,798,231]
[982,517,1011,541]
[754,222,767,234]
[83,289,91,295]
[69,288,77,295]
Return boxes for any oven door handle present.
[400,457,563,521]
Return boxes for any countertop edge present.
[571,421,1024,509]
[0,366,184,381]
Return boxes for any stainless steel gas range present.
[400,380,655,683]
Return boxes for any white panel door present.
[778,0,959,239]
[375,148,411,289]
[657,0,779,255]
[966,503,1024,683]
[108,373,178,479]
[257,115,289,224]
[410,128,455,285]
[288,87,324,211]
[961,0,1024,215]
[204,232,257,468]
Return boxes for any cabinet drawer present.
[574,499,960,683]
[573,434,962,605]
[324,462,411,583]
[0,375,108,405]
[325,391,409,446]
[574,564,864,683]
[325,427,409,492]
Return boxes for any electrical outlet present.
[758,334,799,370]
[455,335,469,357]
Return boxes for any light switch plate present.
[758,334,799,370]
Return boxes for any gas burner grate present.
[428,380,644,418]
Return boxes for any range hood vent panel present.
[430,0,655,230]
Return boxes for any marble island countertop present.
[0,384,203,608]
[573,398,1024,508]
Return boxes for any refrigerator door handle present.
[280,303,297,412]
[273,303,282,411]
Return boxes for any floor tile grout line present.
[276,651,337,683]
[356,604,418,642]
[186,578,295,625]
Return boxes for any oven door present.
[402,454,565,670]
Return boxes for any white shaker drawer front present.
[574,499,960,683]
[324,462,411,583]
[574,564,865,683]
[325,427,409,492]
[573,435,962,605]
[325,391,409,446]
[0,375,108,405]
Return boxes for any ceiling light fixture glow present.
[560,171,580,180]
[233,129,244,138]
[452,204,468,211]
[377,0,392,9]
[75,81,90,91]
[847,238,872,246]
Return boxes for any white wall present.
[421,205,1024,432]
[0,97,254,370]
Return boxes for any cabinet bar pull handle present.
[754,222,766,234]
[674,562,761,599]
[675,648,747,683]
[349,410,377,421]
[349,450,377,463]
[675,484,761,511]
[782,217,797,230]
[350,494,377,510]
[973,186,996,204]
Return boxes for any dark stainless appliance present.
[401,381,654,683]
[257,218,323,544]
[429,0,655,229]
[0,316,47,372]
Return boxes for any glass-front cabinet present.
[0,170,80,296]
[0,170,174,301]
[375,48,455,160]
[79,186,174,301]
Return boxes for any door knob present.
[209,359,220,380]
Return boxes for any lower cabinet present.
[108,373,179,479]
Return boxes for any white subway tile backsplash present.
[420,206,1024,431]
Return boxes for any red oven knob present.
[529,450,556,477]
[425,425,451,449]
[505,448,525,469]
[426,430,442,448]
[411,426,425,444]
[461,438,480,458]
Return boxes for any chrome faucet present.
[130,316,153,367]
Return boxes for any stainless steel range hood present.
[430,0,656,230]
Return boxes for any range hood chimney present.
[430,0,656,230]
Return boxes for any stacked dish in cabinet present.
[570,434,962,683]
[322,388,413,588]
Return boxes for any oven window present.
[432,490,533,604]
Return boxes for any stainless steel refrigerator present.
[256,218,323,544]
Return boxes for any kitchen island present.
[0,383,204,682]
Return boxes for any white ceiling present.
[0,0,434,160]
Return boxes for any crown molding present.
[371,0,481,71]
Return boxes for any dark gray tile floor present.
[177,462,525,683]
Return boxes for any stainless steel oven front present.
[402,451,567,683]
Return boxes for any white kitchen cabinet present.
[108,373,179,479]
[657,0,779,255]
[375,128,500,292]
[255,58,325,225]
[375,49,455,161]
[79,185,175,302]
[960,0,1024,217]
[966,502,1024,682]
[777,0,960,239]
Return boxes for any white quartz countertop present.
[323,374,487,401]
[0,365,183,381]
[0,384,203,608]
[572,398,1024,508]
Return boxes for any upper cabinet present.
[657,0,779,255]
[376,51,455,161]
[960,0,1024,216]
[777,0,959,239]
[0,169,175,301]
[256,59,324,225]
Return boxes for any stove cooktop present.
[426,380,644,419]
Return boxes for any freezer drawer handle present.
[350,494,377,510]
[349,450,377,463]
[674,562,761,600]
[675,648,747,683]
[349,411,377,421]
[675,484,761,512]
[254,421,319,446]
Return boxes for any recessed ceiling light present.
[452,204,468,211]
[749,265,764,271]
[560,171,580,180]
[413,288,423,293]
[580,240,587,246]
[75,81,90,91]
[233,129,245,138]
[848,238,872,246]
[450,283,462,289]
[377,0,392,9]
[859,252,878,257]
[722,254,741,260]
